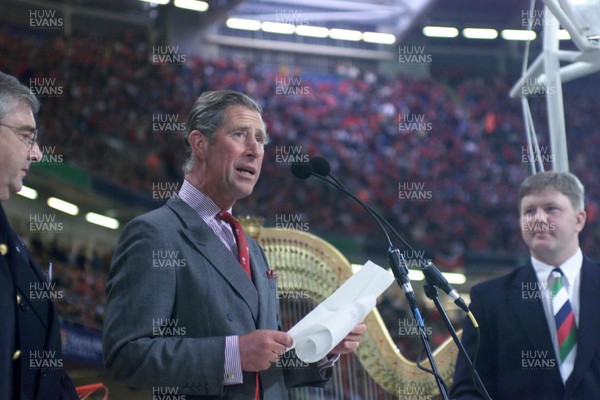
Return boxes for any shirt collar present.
[531,247,583,289]
[178,179,232,222]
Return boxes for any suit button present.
[0,243,7,255]
[12,350,21,360]
[226,313,233,321]
[16,294,21,304]
[20,301,30,312]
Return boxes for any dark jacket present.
[0,204,78,400]
[451,257,600,399]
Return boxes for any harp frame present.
[248,222,460,397]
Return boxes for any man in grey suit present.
[103,90,366,399]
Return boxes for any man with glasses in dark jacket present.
[0,70,78,400]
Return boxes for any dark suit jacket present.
[0,204,78,400]
[451,256,600,399]
[103,196,329,399]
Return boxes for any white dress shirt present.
[531,248,582,382]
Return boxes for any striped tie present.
[550,268,577,378]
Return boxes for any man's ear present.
[188,130,208,159]
[575,209,587,233]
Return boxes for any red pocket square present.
[267,269,278,279]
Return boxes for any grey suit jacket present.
[103,196,328,399]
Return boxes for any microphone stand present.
[423,270,492,400]
[388,248,450,400]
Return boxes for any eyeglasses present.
[0,123,38,151]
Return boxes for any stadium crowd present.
[3,27,600,342]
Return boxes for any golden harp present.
[243,220,460,399]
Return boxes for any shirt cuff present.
[223,335,243,385]
[317,353,340,369]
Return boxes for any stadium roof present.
[5,0,543,38]
[232,0,435,37]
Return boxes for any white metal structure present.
[510,0,600,173]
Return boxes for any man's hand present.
[239,330,293,371]
[329,323,367,355]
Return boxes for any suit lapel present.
[167,197,259,323]
[509,265,564,386]
[248,241,270,329]
[566,256,600,394]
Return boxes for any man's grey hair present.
[519,171,585,212]
[0,71,40,120]
[183,90,268,174]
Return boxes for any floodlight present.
[174,0,208,12]
[47,197,79,216]
[86,213,120,230]
[226,18,261,31]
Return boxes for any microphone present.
[294,160,395,249]
[310,156,330,176]
[291,162,313,180]
[422,261,468,312]
[301,156,469,313]
[292,159,412,297]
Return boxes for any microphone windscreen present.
[291,162,312,179]
[311,156,331,176]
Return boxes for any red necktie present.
[217,211,259,399]
[217,211,252,280]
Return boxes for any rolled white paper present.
[292,297,375,362]
[287,260,394,363]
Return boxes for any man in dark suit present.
[0,71,78,399]
[451,171,600,399]
[103,90,366,399]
